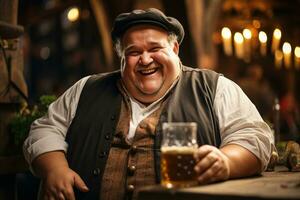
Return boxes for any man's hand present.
[41,166,88,200]
[193,145,230,184]
[193,144,261,185]
[32,151,89,200]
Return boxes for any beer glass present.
[161,122,198,188]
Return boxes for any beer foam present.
[161,146,197,154]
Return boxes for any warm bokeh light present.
[234,32,244,59]
[295,46,300,58]
[271,28,282,52]
[259,31,267,43]
[40,47,50,60]
[221,27,232,56]
[67,7,79,22]
[273,29,281,40]
[221,27,231,39]
[282,42,292,68]
[295,46,300,68]
[275,50,283,60]
[282,42,292,54]
[243,29,252,39]
[253,20,261,29]
[234,32,244,44]
[274,50,283,68]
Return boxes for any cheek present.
[122,57,137,79]
[151,51,167,64]
[152,48,177,64]
[125,56,139,68]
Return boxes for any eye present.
[149,47,162,52]
[126,50,140,56]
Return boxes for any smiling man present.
[23,8,274,200]
[121,25,181,104]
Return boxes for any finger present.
[62,185,75,200]
[57,192,65,200]
[194,145,214,161]
[74,173,89,192]
[197,160,222,184]
[48,196,56,200]
[202,167,229,185]
[194,152,218,174]
[52,189,63,200]
[44,190,55,200]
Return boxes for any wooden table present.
[138,166,300,200]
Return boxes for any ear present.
[172,41,179,55]
[120,56,126,76]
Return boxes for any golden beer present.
[161,146,198,188]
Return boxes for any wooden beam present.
[89,0,114,68]
[185,0,222,69]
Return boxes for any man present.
[23,8,274,200]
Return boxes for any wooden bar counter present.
[138,166,300,200]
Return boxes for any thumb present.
[73,173,89,192]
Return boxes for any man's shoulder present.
[182,65,220,78]
[89,70,121,82]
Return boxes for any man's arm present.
[23,77,90,199]
[194,144,260,184]
[214,76,274,171]
[221,144,261,178]
[33,151,88,200]
[23,76,90,169]
[193,75,275,184]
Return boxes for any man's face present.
[120,25,181,104]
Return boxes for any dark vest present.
[65,66,220,199]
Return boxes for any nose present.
[139,52,153,66]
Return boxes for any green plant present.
[10,95,57,147]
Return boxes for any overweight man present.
[23,8,275,200]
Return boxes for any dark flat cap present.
[111,8,184,44]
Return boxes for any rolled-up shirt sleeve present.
[214,76,275,171]
[23,76,90,165]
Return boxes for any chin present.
[140,83,162,94]
[138,95,159,105]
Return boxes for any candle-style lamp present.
[243,28,252,62]
[274,50,283,69]
[221,27,233,56]
[271,29,281,53]
[234,32,244,59]
[259,31,267,56]
[282,42,292,69]
[295,46,300,69]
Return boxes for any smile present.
[138,68,158,75]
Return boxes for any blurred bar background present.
[0,0,299,199]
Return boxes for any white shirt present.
[23,75,275,171]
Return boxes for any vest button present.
[93,168,101,176]
[128,165,136,175]
[105,134,110,140]
[111,115,116,120]
[127,184,135,192]
[99,151,107,158]
[131,145,137,154]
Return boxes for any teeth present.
[140,68,157,74]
